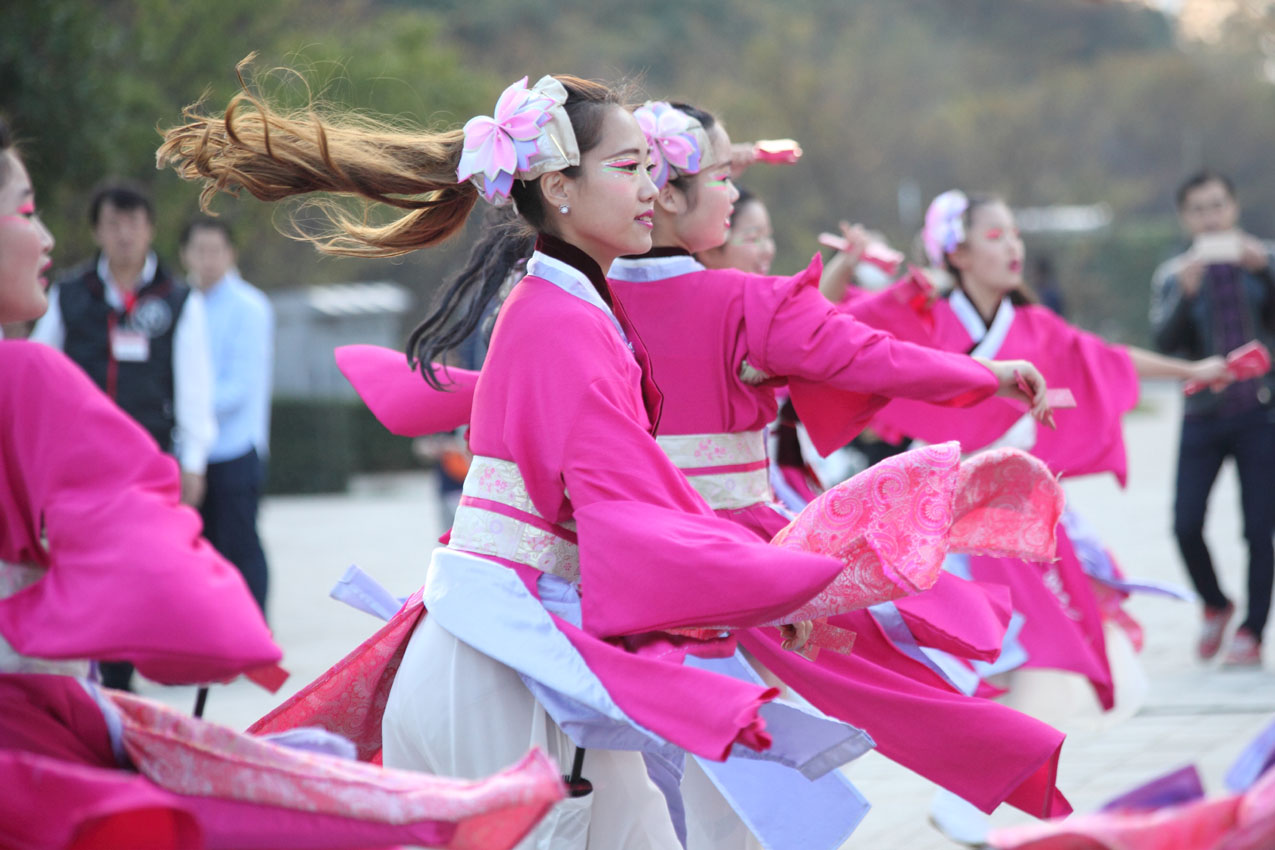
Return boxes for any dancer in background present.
[848,190,1230,713]
[845,190,1233,841]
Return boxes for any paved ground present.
[139,380,1275,848]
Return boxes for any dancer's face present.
[699,199,775,275]
[0,151,54,324]
[550,106,658,271]
[949,201,1024,294]
[658,123,739,254]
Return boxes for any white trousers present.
[382,615,683,850]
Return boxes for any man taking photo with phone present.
[1151,169,1275,667]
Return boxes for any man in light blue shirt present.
[180,217,274,613]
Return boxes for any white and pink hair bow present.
[457,76,579,206]
[634,101,714,189]
[923,189,970,268]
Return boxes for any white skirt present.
[382,614,684,850]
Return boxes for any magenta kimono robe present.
[847,279,1143,709]
[0,342,564,850]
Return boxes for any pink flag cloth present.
[0,342,280,684]
[988,767,1275,850]
[251,591,426,764]
[845,277,1140,485]
[0,673,563,850]
[768,443,1062,624]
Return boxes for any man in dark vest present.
[31,180,215,691]
[1151,169,1275,668]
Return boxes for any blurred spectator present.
[180,216,273,614]
[1150,169,1275,667]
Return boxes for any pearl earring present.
[558,204,570,215]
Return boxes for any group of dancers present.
[0,63,1267,849]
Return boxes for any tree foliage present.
[5,0,1275,342]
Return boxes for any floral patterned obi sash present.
[448,457,581,582]
[655,429,772,510]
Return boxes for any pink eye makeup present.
[704,171,733,189]
[0,202,38,226]
[984,228,1004,240]
[603,159,642,175]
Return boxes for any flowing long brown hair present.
[158,59,624,384]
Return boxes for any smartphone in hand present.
[1192,230,1243,265]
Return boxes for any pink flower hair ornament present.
[457,76,581,206]
[923,189,970,268]
[634,101,716,189]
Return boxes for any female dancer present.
[603,101,1074,822]
[164,70,1071,847]
[695,185,775,276]
[326,100,1073,835]
[847,190,1230,719]
[0,116,566,850]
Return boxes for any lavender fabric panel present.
[691,753,871,850]
[328,565,407,622]
[1099,764,1205,812]
[1061,510,1195,601]
[1227,715,1275,792]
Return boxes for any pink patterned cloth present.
[109,690,564,844]
[769,443,1061,624]
[988,768,1275,850]
[0,673,563,850]
[250,592,426,763]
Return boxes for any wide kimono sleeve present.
[335,344,476,437]
[743,258,999,455]
[0,342,281,683]
[486,296,842,640]
[563,374,847,638]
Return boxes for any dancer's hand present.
[980,358,1055,429]
[1191,355,1232,392]
[779,620,813,652]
